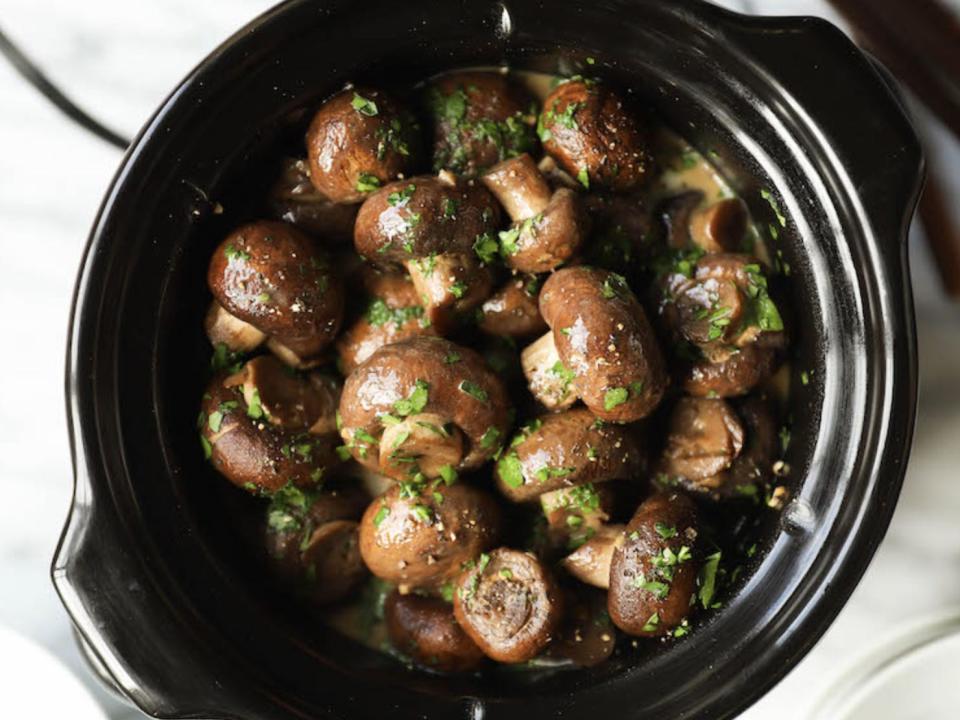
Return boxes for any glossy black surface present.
[53,1,922,718]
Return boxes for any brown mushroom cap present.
[297,520,367,604]
[207,220,343,365]
[199,373,338,493]
[662,396,777,500]
[427,71,537,177]
[562,524,625,589]
[495,409,644,502]
[608,492,700,636]
[358,481,501,588]
[234,355,340,433]
[659,397,745,485]
[539,79,653,193]
[682,342,780,398]
[353,174,501,264]
[268,157,359,242]
[306,87,418,204]
[384,591,485,672]
[536,267,668,422]
[482,154,590,273]
[335,268,436,375]
[339,337,511,476]
[478,275,547,338]
[453,548,564,663]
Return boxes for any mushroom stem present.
[562,524,625,589]
[689,198,748,253]
[482,154,552,221]
[404,253,490,326]
[521,332,578,411]
[379,412,464,479]
[205,301,267,352]
[307,374,342,435]
[266,338,324,370]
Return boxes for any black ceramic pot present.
[53,1,922,718]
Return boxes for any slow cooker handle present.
[728,15,925,251]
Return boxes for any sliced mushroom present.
[268,157,359,242]
[335,267,436,375]
[495,408,643,503]
[199,373,339,493]
[225,355,340,434]
[207,220,343,368]
[539,79,653,193]
[358,481,501,588]
[339,337,510,480]
[453,548,563,663]
[427,71,537,177]
[204,301,267,354]
[526,267,668,421]
[562,524,625,589]
[384,591,485,672]
[354,173,500,325]
[306,87,419,204]
[481,154,589,272]
[608,492,700,637]
[477,275,546,338]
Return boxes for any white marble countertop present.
[1,1,958,718]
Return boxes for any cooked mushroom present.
[265,482,369,604]
[199,372,339,493]
[207,220,343,368]
[583,192,654,274]
[524,267,667,421]
[660,192,749,253]
[268,157,359,242]
[658,253,785,395]
[541,482,616,549]
[477,275,547,338]
[358,481,501,588]
[226,355,340,434]
[453,548,563,663]
[384,591,485,672]
[305,87,418,204]
[539,79,653,192]
[339,336,510,480]
[608,492,700,636]
[495,409,643,502]
[481,154,589,272]
[660,396,776,500]
[562,524,625,589]
[354,172,500,325]
[335,267,436,374]
[427,71,537,177]
[204,301,267,353]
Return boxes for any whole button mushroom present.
[608,492,701,637]
[335,267,437,375]
[659,396,777,500]
[358,481,501,588]
[660,191,749,254]
[495,409,643,503]
[453,548,564,663]
[477,275,547,339]
[207,220,343,368]
[481,154,589,273]
[354,173,501,326]
[538,78,653,193]
[306,87,419,204]
[523,267,668,421]
[268,157,359,243]
[384,591,485,672]
[338,336,511,481]
[265,482,369,604]
[427,71,538,177]
[659,253,785,396]
[199,372,339,494]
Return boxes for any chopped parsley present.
[365,298,424,328]
[443,351,461,364]
[393,379,429,416]
[473,232,499,264]
[480,426,501,449]
[603,387,629,411]
[577,167,590,189]
[497,452,525,488]
[698,551,722,609]
[246,388,264,419]
[642,612,660,632]
[387,183,416,207]
[458,380,488,403]
[438,465,458,485]
[760,188,786,227]
[356,173,381,193]
[373,503,390,527]
[655,522,678,539]
[223,244,250,262]
[449,280,467,299]
[351,92,379,117]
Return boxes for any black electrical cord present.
[0,24,130,150]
